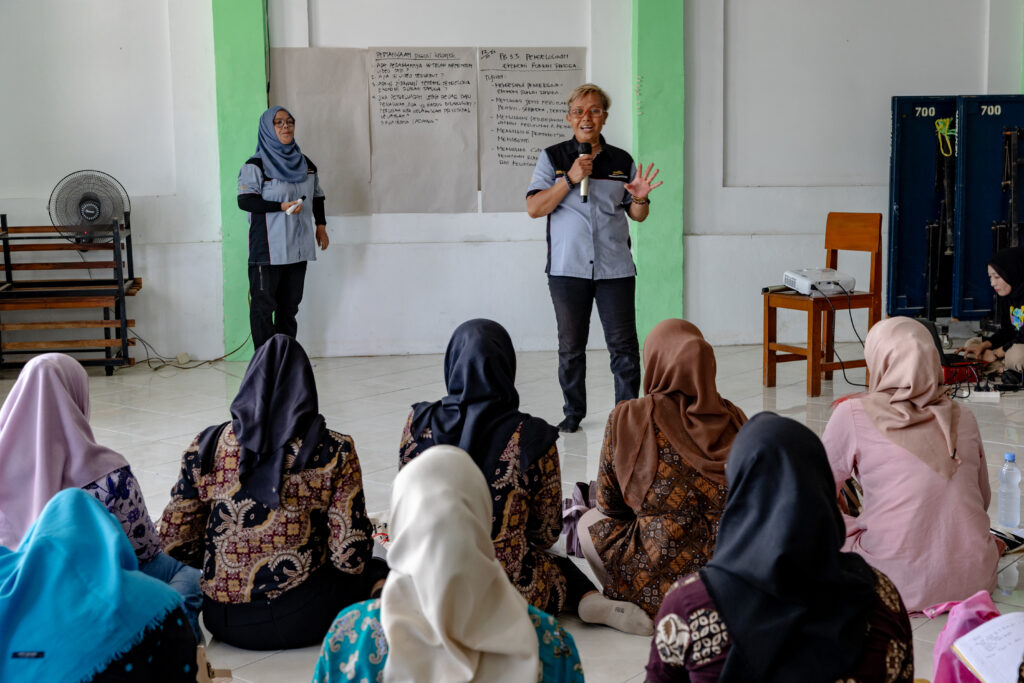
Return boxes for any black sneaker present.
[557,416,581,433]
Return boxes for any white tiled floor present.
[14,342,1024,682]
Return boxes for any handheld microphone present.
[578,142,591,203]
[285,195,307,215]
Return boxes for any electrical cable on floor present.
[128,328,252,371]
[814,286,867,389]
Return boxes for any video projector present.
[782,268,856,296]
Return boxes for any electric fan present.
[47,170,130,243]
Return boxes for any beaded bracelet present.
[631,195,649,205]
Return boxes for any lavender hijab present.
[255,106,308,183]
[0,354,127,548]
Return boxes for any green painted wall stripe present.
[212,0,267,361]
[631,0,685,347]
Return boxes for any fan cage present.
[47,170,131,243]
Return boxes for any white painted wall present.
[686,0,1024,346]
[12,2,1005,359]
[271,0,634,356]
[0,0,223,360]
[0,0,632,360]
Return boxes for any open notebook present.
[952,610,1024,682]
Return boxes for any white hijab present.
[381,445,540,683]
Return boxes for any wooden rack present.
[0,213,142,375]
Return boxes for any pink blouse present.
[822,399,998,612]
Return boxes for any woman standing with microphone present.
[525,84,661,434]
[237,106,329,349]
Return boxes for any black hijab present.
[700,413,876,682]
[989,246,1024,303]
[198,334,326,509]
[409,319,557,473]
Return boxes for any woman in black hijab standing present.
[645,413,913,682]
[962,246,1024,376]
[158,335,383,650]
[400,319,653,635]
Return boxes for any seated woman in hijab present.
[158,334,382,650]
[577,319,745,618]
[1,489,196,682]
[400,318,652,635]
[960,246,1024,377]
[313,446,584,683]
[822,316,997,612]
[646,413,913,682]
[0,353,202,642]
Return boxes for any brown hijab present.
[611,319,747,509]
[859,316,960,478]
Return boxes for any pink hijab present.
[859,317,960,479]
[0,354,127,548]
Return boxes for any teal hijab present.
[0,489,183,682]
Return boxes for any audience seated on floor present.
[313,445,584,683]
[577,318,745,618]
[1,489,196,682]
[158,334,385,650]
[399,318,651,635]
[0,353,202,641]
[647,413,914,682]
[823,316,998,612]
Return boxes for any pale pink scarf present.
[859,317,960,479]
[0,354,127,548]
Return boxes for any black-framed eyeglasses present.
[273,119,295,129]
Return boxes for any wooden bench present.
[0,214,142,375]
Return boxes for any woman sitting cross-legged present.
[960,245,1024,376]
[1,489,196,682]
[822,316,998,612]
[400,318,652,635]
[647,413,914,682]
[313,445,584,683]
[158,334,384,650]
[0,353,202,642]
[577,319,745,618]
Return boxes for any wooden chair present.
[763,212,882,397]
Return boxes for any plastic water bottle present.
[998,452,1022,528]
[999,563,1019,596]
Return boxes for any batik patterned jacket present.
[158,425,371,604]
[400,412,568,614]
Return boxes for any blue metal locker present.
[887,96,957,317]
[953,94,1024,320]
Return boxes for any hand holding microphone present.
[282,195,307,215]
[576,142,592,203]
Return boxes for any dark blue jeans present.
[140,551,203,644]
[548,275,640,420]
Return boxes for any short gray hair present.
[566,83,610,112]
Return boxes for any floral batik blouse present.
[312,599,585,683]
[591,415,729,618]
[83,465,161,564]
[157,425,372,604]
[400,412,569,614]
[645,568,914,682]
